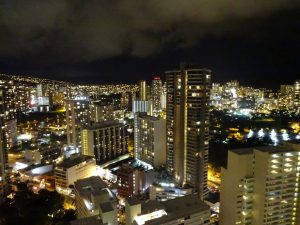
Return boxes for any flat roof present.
[141,200,164,214]
[75,176,111,202]
[254,146,295,154]
[126,197,141,206]
[83,120,124,130]
[137,113,162,121]
[136,195,209,225]
[100,202,114,213]
[56,155,94,169]
[230,148,253,155]
[286,140,300,145]
[230,144,299,156]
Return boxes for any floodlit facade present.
[125,195,210,225]
[81,121,128,164]
[134,113,166,167]
[220,142,300,225]
[132,100,149,114]
[139,80,147,101]
[74,176,117,224]
[166,63,212,199]
[54,155,96,190]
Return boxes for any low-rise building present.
[117,164,144,198]
[125,195,210,225]
[75,176,117,224]
[149,183,193,202]
[54,155,96,192]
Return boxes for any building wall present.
[66,160,96,186]
[159,210,210,225]
[252,149,300,225]
[100,208,118,225]
[82,123,128,164]
[134,114,166,167]
[219,150,253,225]
[220,145,300,225]
[125,201,141,225]
[153,119,166,166]
[81,130,94,156]
[55,158,96,189]
[66,99,90,147]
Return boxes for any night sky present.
[0,1,299,89]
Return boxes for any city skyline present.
[0,1,299,88]
[0,2,300,225]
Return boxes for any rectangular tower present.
[0,89,9,204]
[166,64,212,199]
[220,142,300,225]
[66,97,90,148]
[134,113,166,167]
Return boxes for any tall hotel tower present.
[166,64,212,199]
[0,89,9,204]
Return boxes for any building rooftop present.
[126,197,141,206]
[56,155,94,169]
[230,148,253,155]
[230,143,300,156]
[83,120,124,130]
[254,146,293,154]
[141,200,164,214]
[75,176,111,203]
[70,216,104,225]
[286,139,300,145]
[100,202,114,213]
[133,195,209,225]
[137,113,162,121]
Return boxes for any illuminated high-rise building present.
[220,142,300,225]
[139,80,147,101]
[81,121,128,164]
[0,89,9,204]
[161,82,167,111]
[294,80,300,109]
[151,76,163,115]
[134,113,166,167]
[166,64,212,199]
[66,97,90,148]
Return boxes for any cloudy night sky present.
[0,0,299,88]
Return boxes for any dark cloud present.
[0,0,299,62]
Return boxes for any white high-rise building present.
[220,141,300,225]
[134,113,166,167]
